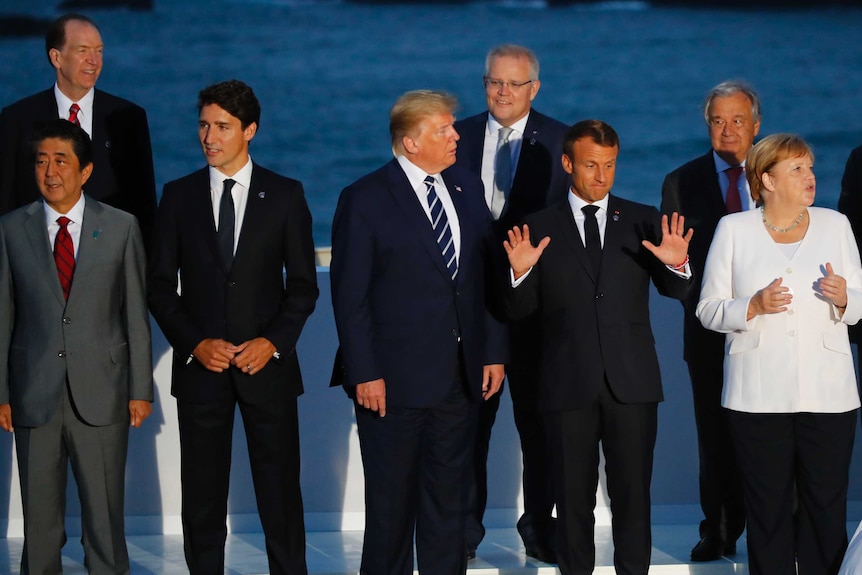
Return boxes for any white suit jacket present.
[696,207,862,413]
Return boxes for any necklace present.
[761,206,806,233]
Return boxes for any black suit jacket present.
[0,88,157,244]
[147,164,319,403]
[838,144,862,342]
[507,197,691,412]
[454,109,570,234]
[660,150,727,364]
[330,160,508,408]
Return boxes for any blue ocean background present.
[1,0,861,247]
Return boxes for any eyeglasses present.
[484,77,534,92]
[708,118,748,129]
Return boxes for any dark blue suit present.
[454,109,568,552]
[331,159,507,575]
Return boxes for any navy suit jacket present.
[660,150,727,364]
[147,164,319,404]
[330,159,508,408]
[0,88,157,244]
[454,109,569,235]
[838,144,862,342]
[507,197,692,412]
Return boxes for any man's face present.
[485,54,540,127]
[707,92,761,165]
[50,20,103,100]
[562,138,618,203]
[198,103,257,176]
[405,112,459,174]
[35,137,92,214]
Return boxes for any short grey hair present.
[703,80,761,124]
[485,44,540,81]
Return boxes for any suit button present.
[58,351,66,358]
[788,330,796,337]
[229,281,237,287]
[595,293,604,299]
[62,317,71,324]
[786,267,793,274]
[787,309,795,316]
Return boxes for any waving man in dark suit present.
[505,120,692,575]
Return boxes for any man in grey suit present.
[0,119,153,575]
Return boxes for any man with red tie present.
[660,80,762,562]
[0,13,156,246]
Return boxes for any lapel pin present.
[105,141,111,149]
[454,185,462,193]
[612,210,620,222]
[529,138,537,145]
[258,191,266,199]
[93,226,102,239]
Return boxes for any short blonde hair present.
[390,90,457,155]
[746,133,814,202]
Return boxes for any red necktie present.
[725,165,744,213]
[54,216,75,300]
[68,103,81,127]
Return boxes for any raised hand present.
[504,224,550,280]
[642,212,693,268]
[748,277,792,319]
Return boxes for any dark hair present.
[45,13,99,64]
[197,80,261,130]
[563,120,620,158]
[31,119,93,170]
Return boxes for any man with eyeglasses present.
[454,44,568,563]
[660,79,761,563]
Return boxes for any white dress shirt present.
[45,194,85,259]
[481,113,529,212]
[397,155,461,263]
[54,84,95,138]
[209,158,253,255]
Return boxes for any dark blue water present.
[2,0,862,245]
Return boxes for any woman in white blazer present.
[697,134,862,575]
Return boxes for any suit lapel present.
[189,169,227,274]
[70,197,104,304]
[442,170,470,281]
[22,202,66,304]
[387,161,453,282]
[557,201,598,284]
[700,152,727,218]
[602,196,626,281]
[234,164,263,267]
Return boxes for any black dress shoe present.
[722,541,737,557]
[517,515,558,564]
[690,536,725,562]
[466,547,476,561]
[524,544,557,564]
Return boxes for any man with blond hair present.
[331,90,507,575]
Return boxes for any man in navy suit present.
[453,44,568,562]
[147,80,319,575]
[505,120,692,575]
[331,90,508,575]
[0,13,156,245]
[660,80,761,562]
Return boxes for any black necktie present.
[218,179,236,269]
[582,205,602,274]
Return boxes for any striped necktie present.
[68,103,81,127]
[424,176,458,280]
[54,216,75,299]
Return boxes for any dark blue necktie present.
[424,176,458,280]
[218,178,236,269]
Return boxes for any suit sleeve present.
[259,182,319,355]
[0,106,21,217]
[330,186,381,387]
[696,218,752,333]
[0,222,13,404]
[123,217,154,401]
[838,147,862,252]
[146,184,206,356]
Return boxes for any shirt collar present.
[712,149,747,174]
[486,111,530,138]
[396,155,441,190]
[209,156,253,191]
[44,193,86,226]
[54,83,94,114]
[568,190,610,215]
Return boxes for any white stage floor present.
[0,524,768,574]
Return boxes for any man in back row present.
[0,13,156,245]
[454,44,568,562]
[660,79,761,562]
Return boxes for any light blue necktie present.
[424,175,458,280]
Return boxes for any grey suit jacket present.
[0,196,153,427]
